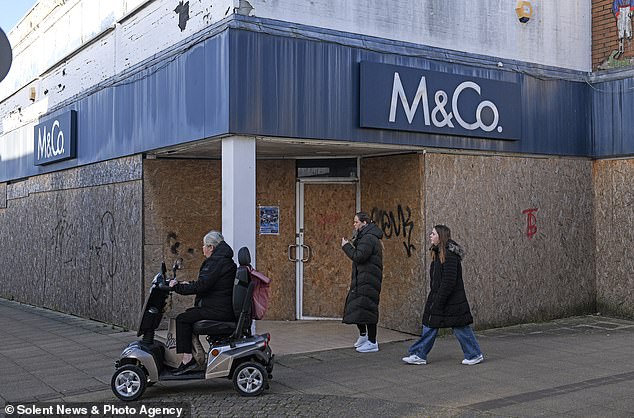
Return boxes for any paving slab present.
[2,298,634,417]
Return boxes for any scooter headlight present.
[122,347,135,357]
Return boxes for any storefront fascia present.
[5,14,603,281]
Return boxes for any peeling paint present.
[174,1,190,32]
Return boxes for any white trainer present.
[353,335,368,348]
[355,340,379,353]
[461,354,484,365]
[402,354,427,365]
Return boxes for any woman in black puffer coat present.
[402,225,484,366]
[341,212,383,353]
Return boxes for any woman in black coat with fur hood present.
[341,212,383,353]
[402,224,484,366]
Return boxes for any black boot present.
[174,358,200,375]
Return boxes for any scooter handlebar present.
[156,283,173,292]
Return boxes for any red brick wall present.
[593,0,634,70]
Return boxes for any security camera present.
[515,1,533,23]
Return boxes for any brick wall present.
[592,0,634,70]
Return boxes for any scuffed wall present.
[593,159,634,317]
[3,151,627,332]
[0,182,5,208]
[361,154,424,333]
[2,0,235,103]
[255,160,296,320]
[251,0,592,72]
[424,153,596,329]
[143,159,222,320]
[0,156,143,329]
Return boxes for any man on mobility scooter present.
[111,231,274,400]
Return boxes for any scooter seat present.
[193,320,237,336]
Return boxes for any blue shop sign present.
[360,62,521,140]
[33,110,77,165]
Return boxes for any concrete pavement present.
[1,297,633,417]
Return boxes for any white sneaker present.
[355,340,379,353]
[402,354,427,365]
[353,335,368,348]
[461,354,484,365]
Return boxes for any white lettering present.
[138,405,184,418]
[36,119,65,161]
[46,130,51,158]
[388,75,502,134]
[51,120,64,156]
[431,90,454,128]
[57,405,88,415]
[452,81,501,132]
[475,100,499,132]
[452,81,482,130]
[37,127,47,161]
[17,405,54,414]
[104,404,137,414]
[389,72,430,125]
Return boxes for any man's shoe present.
[461,354,484,365]
[355,341,379,353]
[173,358,201,375]
[354,335,368,348]
[402,354,427,365]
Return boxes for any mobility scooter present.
[111,247,274,401]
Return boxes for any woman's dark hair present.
[355,211,372,224]
[430,224,451,264]
[355,211,383,249]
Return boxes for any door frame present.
[295,176,360,320]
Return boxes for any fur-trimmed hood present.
[431,239,465,260]
[447,239,464,260]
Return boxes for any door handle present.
[301,244,311,262]
[287,245,299,262]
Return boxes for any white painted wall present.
[0,0,235,138]
[0,0,591,142]
[249,0,592,72]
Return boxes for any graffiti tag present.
[371,205,416,257]
[522,208,538,239]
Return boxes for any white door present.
[294,180,359,319]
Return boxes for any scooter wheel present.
[111,364,147,401]
[232,361,268,397]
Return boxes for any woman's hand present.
[341,237,349,247]
[169,279,177,288]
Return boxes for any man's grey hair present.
[203,231,224,247]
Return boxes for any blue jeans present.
[408,325,482,361]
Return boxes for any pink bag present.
[248,267,272,320]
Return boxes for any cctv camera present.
[515,1,533,23]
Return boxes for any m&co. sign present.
[360,62,521,141]
[33,110,77,165]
